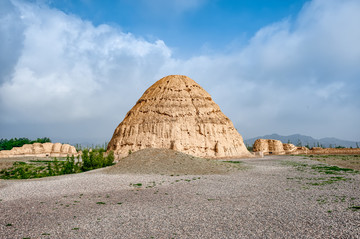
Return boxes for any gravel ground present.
[0,155,359,238]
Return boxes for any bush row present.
[0,137,51,151]
[0,149,115,179]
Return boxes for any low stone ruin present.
[253,139,286,155]
[253,139,360,155]
[0,143,78,158]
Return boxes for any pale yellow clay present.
[253,139,360,155]
[253,139,286,155]
[107,75,253,159]
[0,143,78,158]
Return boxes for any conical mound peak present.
[108,75,253,159]
[132,75,216,120]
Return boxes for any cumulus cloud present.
[0,0,359,142]
[0,0,24,84]
[158,0,360,140]
[0,0,171,125]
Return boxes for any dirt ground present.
[0,153,359,238]
[301,154,360,171]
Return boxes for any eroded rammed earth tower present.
[107,75,253,158]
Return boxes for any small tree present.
[62,155,75,175]
[296,139,302,147]
[75,155,81,171]
[91,150,104,169]
[106,151,115,166]
[47,162,53,176]
[82,149,91,171]
[53,158,60,175]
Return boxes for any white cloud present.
[0,0,172,125]
[158,0,360,140]
[0,0,359,142]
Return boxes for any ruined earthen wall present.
[253,139,285,155]
[0,143,78,158]
[283,143,297,154]
[253,139,360,155]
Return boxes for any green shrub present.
[1,148,116,179]
[106,151,115,166]
[81,149,114,172]
[0,137,51,150]
[82,149,91,171]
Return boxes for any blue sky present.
[48,0,308,57]
[0,0,359,144]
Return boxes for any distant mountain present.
[244,133,360,148]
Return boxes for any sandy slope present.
[105,148,243,175]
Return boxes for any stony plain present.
[1,153,359,238]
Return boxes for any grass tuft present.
[349,206,360,211]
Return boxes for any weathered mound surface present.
[253,139,308,155]
[282,143,297,153]
[104,148,242,175]
[0,143,78,158]
[253,139,286,155]
[107,75,253,159]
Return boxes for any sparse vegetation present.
[298,155,360,171]
[349,206,360,211]
[306,176,350,186]
[0,149,115,179]
[74,142,108,151]
[283,159,358,188]
[283,160,358,175]
[130,183,142,188]
[310,164,356,174]
[223,161,242,164]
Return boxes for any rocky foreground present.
[0,154,359,238]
